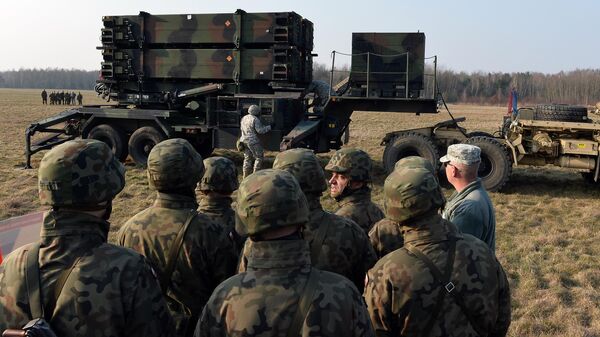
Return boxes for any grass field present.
[1,88,599,336]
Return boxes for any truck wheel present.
[128,126,166,166]
[534,104,588,122]
[383,132,439,173]
[465,136,512,192]
[88,124,128,162]
[342,127,350,145]
[467,131,494,138]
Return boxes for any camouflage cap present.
[248,104,261,116]
[38,139,125,207]
[199,156,239,193]
[235,169,309,237]
[383,165,445,223]
[147,138,204,192]
[324,148,372,182]
[272,148,327,194]
[440,144,481,165]
[394,156,436,174]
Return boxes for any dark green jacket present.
[335,187,384,234]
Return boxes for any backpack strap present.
[309,212,329,263]
[25,243,44,320]
[159,209,198,293]
[286,268,319,337]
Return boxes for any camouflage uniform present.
[117,139,237,337]
[239,104,271,178]
[303,80,336,112]
[325,148,384,233]
[0,139,175,337]
[197,156,244,254]
[195,169,375,337]
[238,149,377,290]
[364,162,511,337]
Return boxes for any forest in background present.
[2,65,600,105]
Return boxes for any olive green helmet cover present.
[325,148,372,182]
[272,148,327,194]
[199,156,239,193]
[147,138,204,192]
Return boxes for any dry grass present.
[1,89,599,336]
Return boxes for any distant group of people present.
[0,102,510,337]
[41,89,82,105]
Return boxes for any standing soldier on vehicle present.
[117,139,238,337]
[441,144,497,251]
[239,149,377,290]
[301,80,336,113]
[364,160,511,337]
[197,156,244,254]
[41,89,47,104]
[239,104,271,178]
[195,169,375,337]
[0,139,175,337]
[325,148,384,234]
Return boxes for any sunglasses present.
[443,162,460,171]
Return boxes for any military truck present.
[25,10,437,167]
[380,104,600,191]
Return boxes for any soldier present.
[195,169,375,337]
[239,149,377,290]
[301,80,336,113]
[41,89,47,104]
[117,139,237,337]
[364,160,511,337]
[325,148,384,233]
[197,156,244,254]
[0,139,175,337]
[441,144,497,251]
[239,104,271,178]
[77,91,83,105]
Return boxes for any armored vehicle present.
[25,10,437,167]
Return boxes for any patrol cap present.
[248,104,261,116]
[235,169,309,237]
[38,139,125,207]
[440,144,481,165]
[147,138,204,192]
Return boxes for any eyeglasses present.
[443,162,460,171]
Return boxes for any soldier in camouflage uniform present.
[325,148,384,233]
[238,149,377,290]
[117,139,237,337]
[368,156,459,258]
[239,104,271,178]
[364,160,511,337]
[301,80,336,113]
[195,169,375,337]
[0,139,175,337]
[197,156,244,254]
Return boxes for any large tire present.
[383,132,439,173]
[465,136,512,192]
[467,131,494,138]
[87,124,128,162]
[128,126,166,166]
[534,104,588,122]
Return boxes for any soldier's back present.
[368,217,404,258]
[336,198,384,234]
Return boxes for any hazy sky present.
[1,0,599,73]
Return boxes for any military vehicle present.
[25,10,437,167]
[381,103,600,191]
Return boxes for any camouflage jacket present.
[335,187,384,234]
[369,215,461,259]
[117,193,237,337]
[197,195,244,255]
[442,179,496,252]
[238,197,377,291]
[0,210,175,337]
[364,214,511,337]
[196,239,375,337]
[239,114,271,145]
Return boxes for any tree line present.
[2,66,600,105]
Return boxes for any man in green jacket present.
[441,144,497,251]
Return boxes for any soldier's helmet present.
[384,160,445,223]
[199,156,239,193]
[147,138,204,192]
[325,148,372,182]
[248,104,261,116]
[38,139,125,207]
[235,169,309,237]
[273,148,327,194]
[394,156,436,174]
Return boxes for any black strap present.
[309,212,329,263]
[159,210,198,293]
[405,237,486,337]
[286,268,319,337]
[25,244,44,320]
